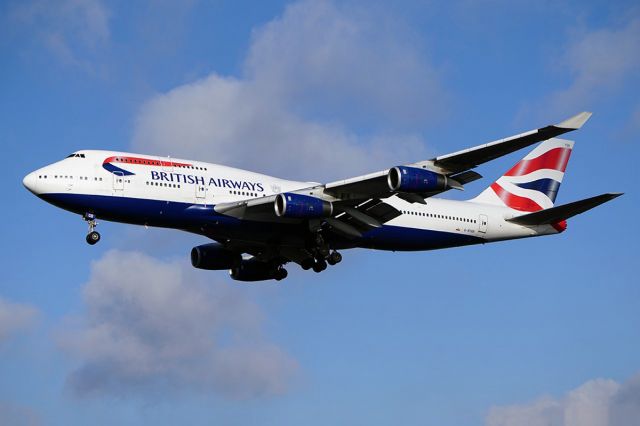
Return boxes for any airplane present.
[23,112,621,282]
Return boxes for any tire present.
[275,268,288,281]
[312,259,327,273]
[330,251,342,264]
[86,231,100,245]
[301,258,314,270]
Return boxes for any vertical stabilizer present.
[471,138,574,212]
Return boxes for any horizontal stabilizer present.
[507,193,622,226]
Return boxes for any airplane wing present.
[324,111,592,201]
[214,193,401,238]
[212,112,592,250]
[422,111,592,173]
[208,112,594,270]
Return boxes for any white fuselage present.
[23,150,560,252]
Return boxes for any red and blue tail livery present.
[23,112,621,281]
[474,139,573,212]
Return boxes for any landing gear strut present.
[84,213,100,245]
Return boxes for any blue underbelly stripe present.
[39,193,484,251]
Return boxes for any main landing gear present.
[274,265,288,281]
[301,231,342,273]
[84,213,101,245]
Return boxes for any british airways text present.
[151,171,264,192]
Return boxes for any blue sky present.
[1,1,639,425]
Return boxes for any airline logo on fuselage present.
[102,156,192,176]
[151,171,264,192]
[101,155,265,192]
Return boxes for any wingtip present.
[556,111,593,129]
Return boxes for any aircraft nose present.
[23,172,39,194]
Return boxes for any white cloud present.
[11,0,110,69]
[546,17,640,114]
[133,74,427,181]
[132,0,440,181]
[57,250,297,399]
[245,0,446,127]
[486,373,640,426]
[0,297,38,344]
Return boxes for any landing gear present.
[302,228,342,273]
[312,258,327,273]
[84,213,100,245]
[86,231,101,245]
[327,251,342,265]
[274,266,288,281]
[301,257,315,270]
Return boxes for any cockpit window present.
[66,153,86,158]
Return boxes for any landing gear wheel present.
[86,231,101,245]
[274,267,288,281]
[312,259,327,273]
[301,258,314,270]
[327,251,342,265]
[84,213,100,245]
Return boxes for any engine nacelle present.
[388,166,448,193]
[274,193,333,218]
[191,244,240,270]
[230,259,278,282]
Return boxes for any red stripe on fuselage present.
[103,156,193,168]
[491,182,543,212]
[505,147,571,177]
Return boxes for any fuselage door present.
[478,214,488,233]
[113,171,124,192]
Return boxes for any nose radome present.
[23,172,38,194]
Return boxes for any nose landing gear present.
[84,213,100,245]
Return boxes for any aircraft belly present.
[39,193,485,251]
[38,193,236,229]
[358,225,484,251]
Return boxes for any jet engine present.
[388,166,452,193]
[274,193,333,218]
[191,243,241,270]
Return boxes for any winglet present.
[556,111,592,130]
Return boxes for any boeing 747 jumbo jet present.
[23,112,621,281]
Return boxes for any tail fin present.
[472,138,574,212]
